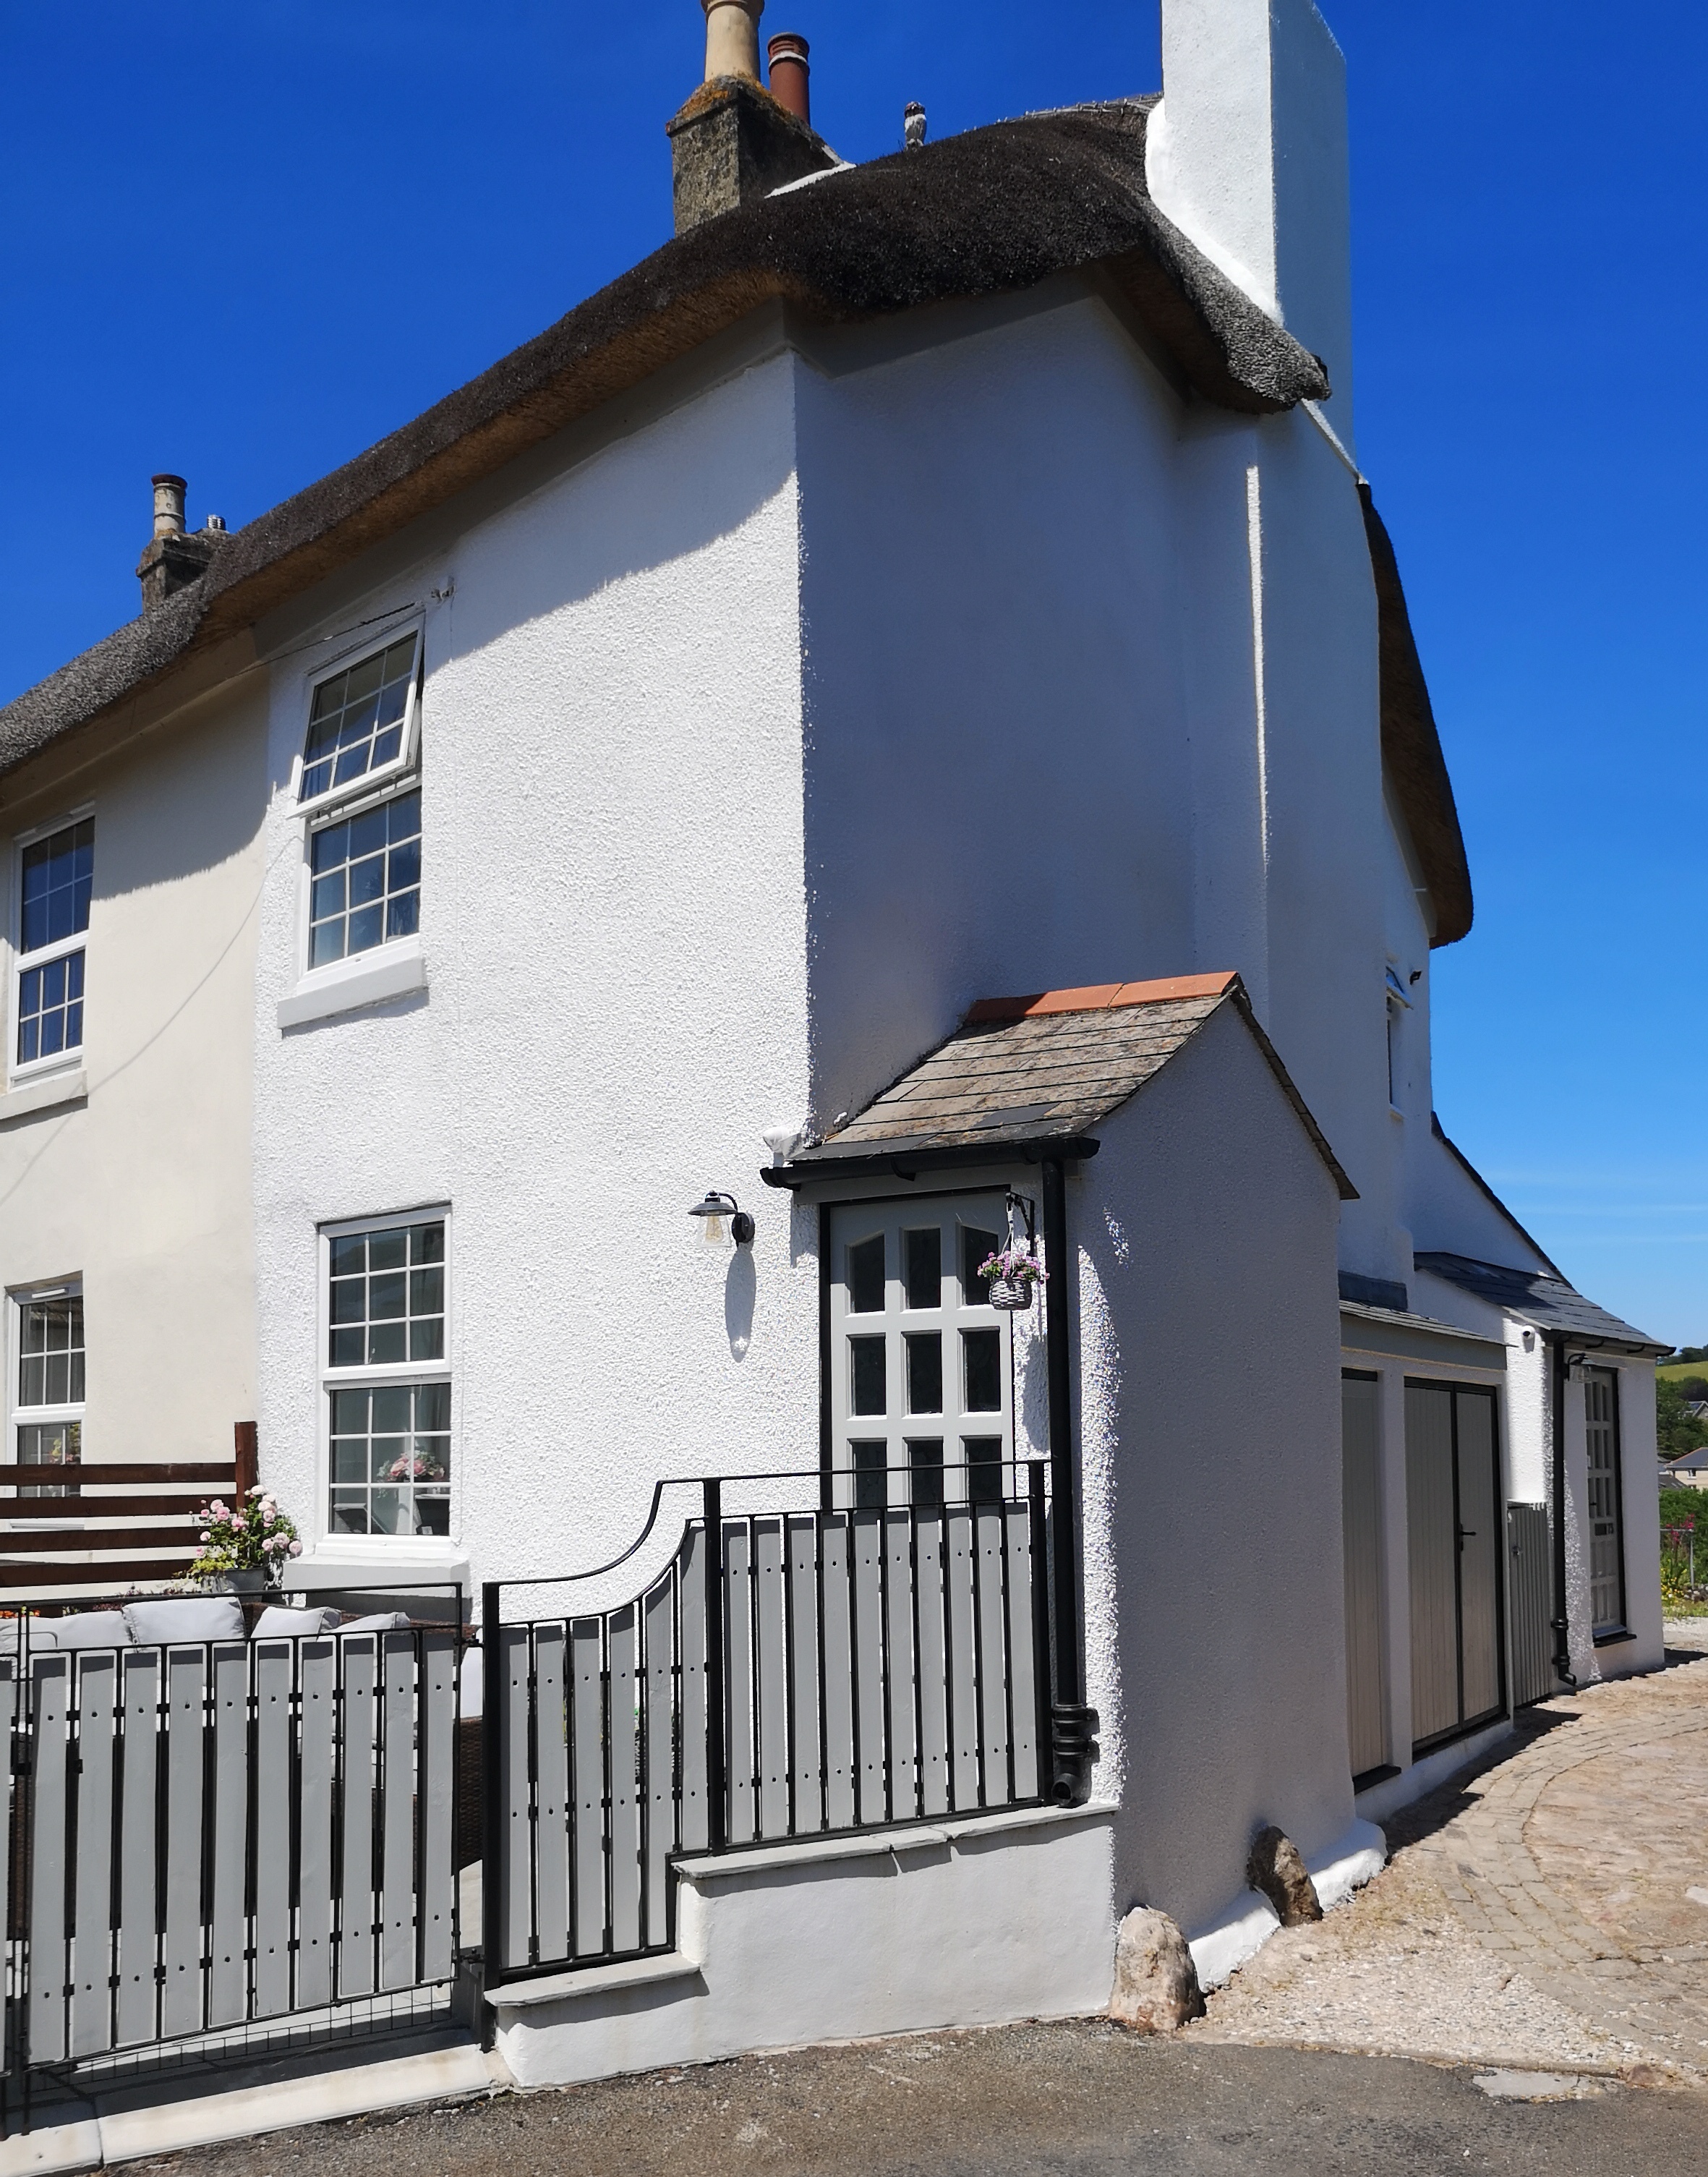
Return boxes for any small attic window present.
[299,633,419,808]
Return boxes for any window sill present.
[277,942,425,1030]
[1592,1626,1636,1648]
[0,1068,87,1125]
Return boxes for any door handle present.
[1456,1525,1477,1543]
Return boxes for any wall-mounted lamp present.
[689,1190,755,1247]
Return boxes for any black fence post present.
[1026,1461,1052,1795]
[703,1479,727,1854]
[479,1582,503,1985]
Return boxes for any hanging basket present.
[986,1274,1038,1312]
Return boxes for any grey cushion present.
[337,1611,411,1634]
[124,1596,246,1646]
[48,1611,132,1650]
[252,1604,341,1640]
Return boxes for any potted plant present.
[979,1243,1048,1312]
[189,1486,304,1592]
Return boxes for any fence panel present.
[9,1611,462,2086]
[487,1469,1051,1984]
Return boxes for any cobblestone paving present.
[1191,1625,1708,2084]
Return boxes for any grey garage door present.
[1341,1371,1388,1779]
[1406,1380,1505,1751]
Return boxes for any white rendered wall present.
[1148,0,1357,451]
[1073,1002,1351,1936]
[0,694,265,1470]
[793,290,1394,1297]
[252,352,823,1592]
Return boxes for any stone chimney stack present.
[667,2,837,234]
[136,474,228,613]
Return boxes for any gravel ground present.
[1189,1852,1623,2072]
[1190,1630,1708,2079]
[127,2027,1708,2177]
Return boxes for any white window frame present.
[8,1277,86,1494]
[291,621,424,823]
[296,770,425,984]
[9,806,95,1088]
[316,1203,455,1551]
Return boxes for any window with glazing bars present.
[15,819,92,1068]
[324,1217,450,1538]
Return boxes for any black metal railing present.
[482,1462,1054,1986]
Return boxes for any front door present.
[1406,1380,1504,1750]
[827,1194,1016,1508]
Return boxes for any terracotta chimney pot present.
[767,33,810,123]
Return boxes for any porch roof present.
[764,971,1356,1198]
[1414,1251,1668,1358]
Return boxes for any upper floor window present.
[14,817,92,1073]
[299,633,419,810]
[1384,964,1410,1111]
[309,790,421,968]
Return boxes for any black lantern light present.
[688,1191,755,1247]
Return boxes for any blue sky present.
[1,2,1702,1342]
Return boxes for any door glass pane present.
[849,1336,886,1415]
[908,1439,944,1507]
[905,1332,943,1415]
[853,1441,887,1510]
[965,1436,1004,1503]
[847,1235,885,1315]
[962,1328,1002,1413]
[904,1229,941,1310]
[961,1228,999,1305]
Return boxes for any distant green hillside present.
[1659,1359,1708,1386]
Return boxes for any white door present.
[827,1194,1017,1508]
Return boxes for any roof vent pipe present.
[152,474,187,539]
[767,33,809,123]
[702,0,762,82]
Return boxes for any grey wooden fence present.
[5,1624,459,2078]
[484,1468,1051,1987]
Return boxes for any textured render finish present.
[1075,1002,1352,1938]
[0,694,265,1468]
[253,354,821,1589]
[492,1809,1117,2087]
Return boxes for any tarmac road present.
[145,2020,1708,2177]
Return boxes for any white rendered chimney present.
[1146,0,1355,450]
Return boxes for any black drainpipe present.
[1041,1156,1098,1802]
[1549,1333,1577,1690]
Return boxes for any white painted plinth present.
[1186,1817,1388,1989]
[491,1804,1116,2089]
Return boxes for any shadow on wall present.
[725,1248,756,1360]
[433,360,800,676]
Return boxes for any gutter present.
[1549,1334,1577,1690]
[759,1134,1101,1190]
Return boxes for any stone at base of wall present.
[1186,1817,1386,1989]
[490,1802,1118,2090]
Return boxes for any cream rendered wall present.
[0,689,266,1467]
[252,352,822,1591]
[1074,1002,1351,1936]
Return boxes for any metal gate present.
[483,1465,1053,1985]
[2,1614,462,2095]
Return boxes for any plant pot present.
[197,1568,269,1596]
[986,1277,1036,1311]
